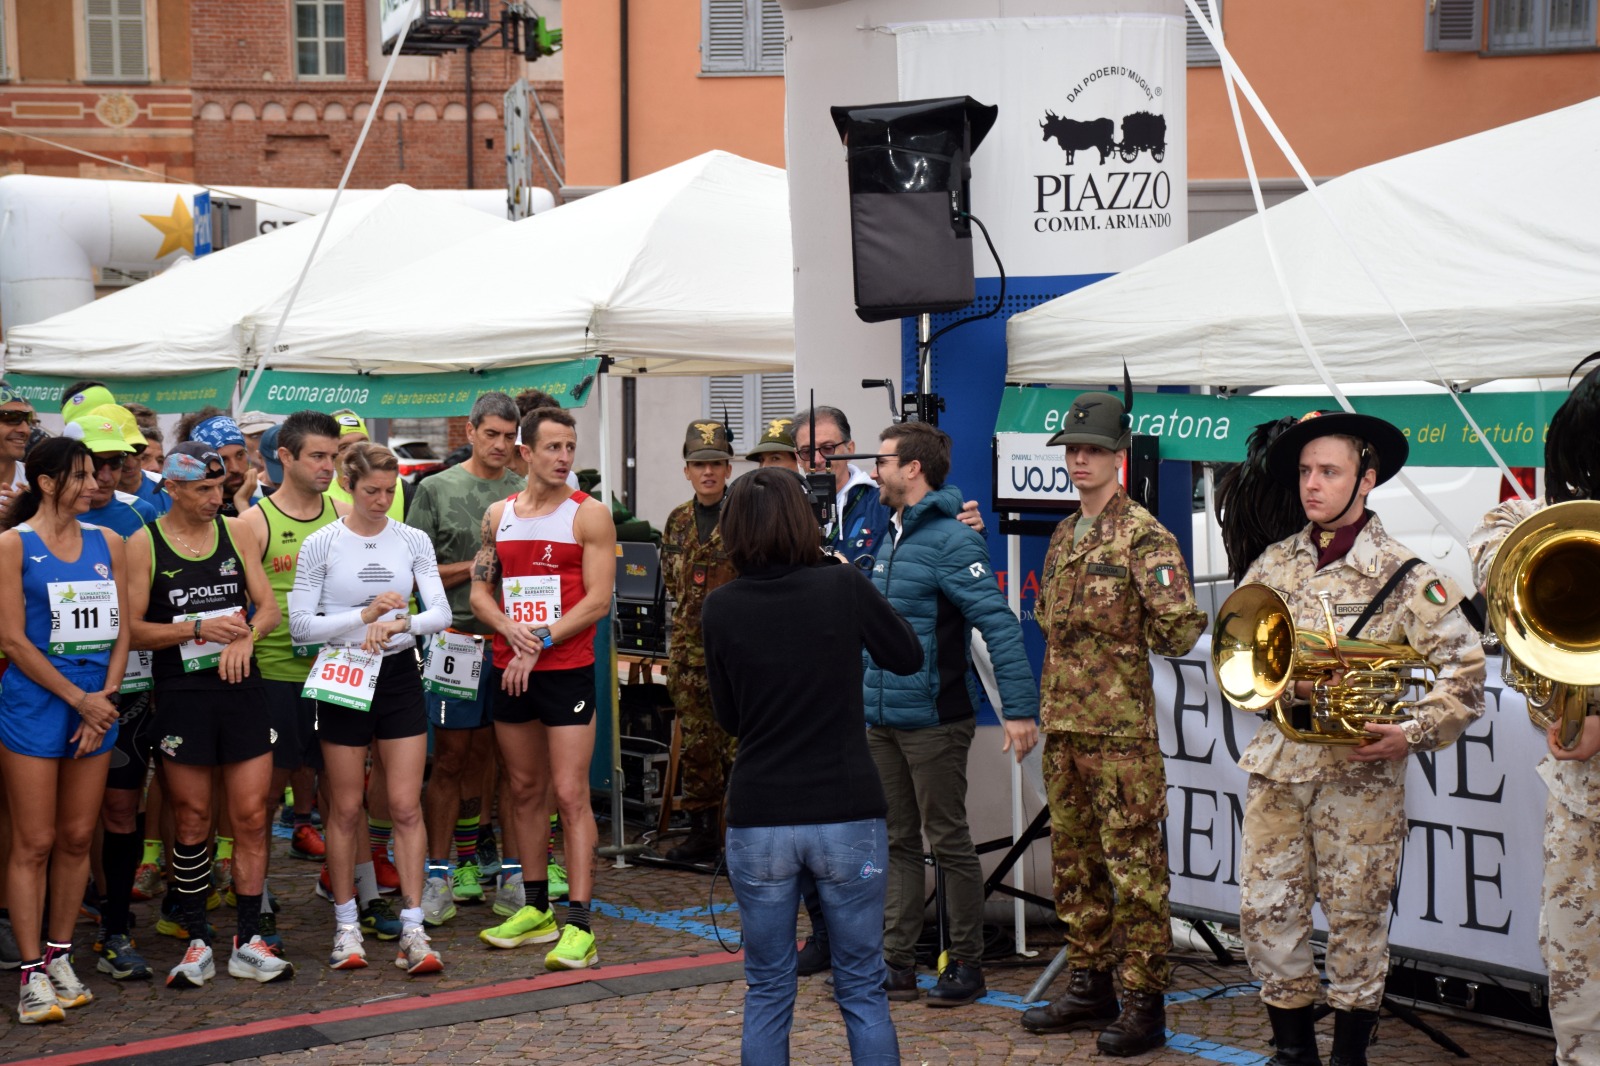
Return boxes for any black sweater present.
[702,561,923,828]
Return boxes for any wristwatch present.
[531,626,554,649]
[402,614,413,634]
[193,618,204,640]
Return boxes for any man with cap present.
[87,404,170,518]
[1020,391,1206,1056]
[0,386,37,524]
[657,420,739,864]
[236,412,276,465]
[175,408,250,518]
[59,382,117,423]
[67,416,155,537]
[1226,410,1484,1066]
[325,410,405,519]
[745,417,799,471]
[1468,353,1600,1066]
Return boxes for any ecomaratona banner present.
[1155,639,1545,980]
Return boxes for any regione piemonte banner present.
[895,15,1189,279]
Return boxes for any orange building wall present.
[565,0,786,185]
[567,0,1600,185]
[159,0,192,84]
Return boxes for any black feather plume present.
[1214,416,1306,581]
[1547,351,1600,503]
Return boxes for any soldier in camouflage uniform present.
[1233,411,1484,1066]
[660,420,739,863]
[1468,357,1600,1066]
[1021,391,1206,1058]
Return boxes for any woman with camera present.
[701,468,922,1066]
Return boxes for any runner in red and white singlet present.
[470,406,615,971]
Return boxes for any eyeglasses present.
[873,456,904,469]
[796,440,846,461]
[0,410,38,427]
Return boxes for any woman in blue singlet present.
[0,437,130,1025]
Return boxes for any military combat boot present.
[1265,1004,1322,1066]
[1020,967,1119,1033]
[1328,1009,1378,1066]
[665,810,719,864]
[1097,989,1167,1056]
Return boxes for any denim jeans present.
[724,820,899,1066]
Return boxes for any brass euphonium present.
[1212,583,1433,744]
[1483,499,1600,751]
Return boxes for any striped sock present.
[44,941,71,965]
[368,818,393,857]
[171,839,212,942]
[566,900,591,933]
[454,815,479,866]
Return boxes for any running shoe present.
[156,898,217,943]
[206,889,222,912]
[95,933,152,981]
[422,874,456,927]
[543,925,597,971]
[228,935,293,983]
[45,954,93,1008]
[291,824,326,861]
[452,862,484,904]
[213,855,234,901]
[478,905,559,949]
[361,897,402,941]
[78,895,101,926]
[372,847,401,894]
[395,927,443,975]
[166,939,215,989]
[476,829,501,878]
[328,924,367,970]
[131,861,164,901]
[0,917,20,970]
[316,863,334,901]
[256,910,282,950]
[17,970,64,1024]
[548,863,569,901]
[493,872,525,918]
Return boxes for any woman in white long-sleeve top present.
[289,443,450,976]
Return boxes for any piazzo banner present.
[895,15,1189,277]
[1155,639,1546,979]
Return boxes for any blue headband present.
[191,415,245,450]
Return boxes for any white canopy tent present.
[3,184,507,378]
[249,150,794,378]
[1006,95,1600,387]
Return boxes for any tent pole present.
[595,362,637,867]
[1007,515,1028,956]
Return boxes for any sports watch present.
[532,626,554,649]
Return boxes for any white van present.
[1189,378,1562,607]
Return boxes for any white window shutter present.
[757,0,785,72]
[117,0,148,80]
[702,0,749,73]
[707,375,749,450]
[1186,0,1221,67]
[1426,0,1483,51]
[86,0,116,78]
[757,373,795,435]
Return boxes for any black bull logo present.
[1041,110,1168,165]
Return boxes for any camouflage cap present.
[683,419,734,461]
[744,416,798,461]
[1047,392,1130,450]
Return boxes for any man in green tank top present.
[406,393,525,923]
[241,412,346,934]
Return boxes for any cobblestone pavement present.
[3,822,1558,1065]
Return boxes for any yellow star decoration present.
[140,195,194,259]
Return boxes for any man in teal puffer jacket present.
[862,420,1040,1008]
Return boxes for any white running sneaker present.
[228,935,294,983]
[166,939,215,988]
[395,927,443,975]
[421,874,456,927]
[45,953,93,1008]
[329,924,368,970]
[493,872,526,918]
[18,970,64,1024]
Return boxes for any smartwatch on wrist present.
[193,618,204,640]
[531,626,554,649]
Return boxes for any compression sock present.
[234,894,261,942]
[566,900,591,933]
[171,839,212,943]
[100,829,142,937]
[528,877,549,912]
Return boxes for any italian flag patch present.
[1424,580,1448,605]
[1155,565,1176,588]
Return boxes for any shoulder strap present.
[1345,557,1422,640]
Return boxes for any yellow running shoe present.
[478,905,559,949]
[544,925,597,971]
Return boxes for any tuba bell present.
[1212,582,1433,744]
[1484,499,1600,750]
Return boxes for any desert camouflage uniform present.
[1471,499,1600,1065]
[1237,513,1485,1013]
[661,497,738,813]
[1036,489,1206,993]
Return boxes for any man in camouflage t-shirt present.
[1023,392,1205,1057]
[407,393,525,922]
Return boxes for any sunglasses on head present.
[0,410,38,427]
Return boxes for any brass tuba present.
[1212,583,1432,744]
[1484,499,1600,750]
